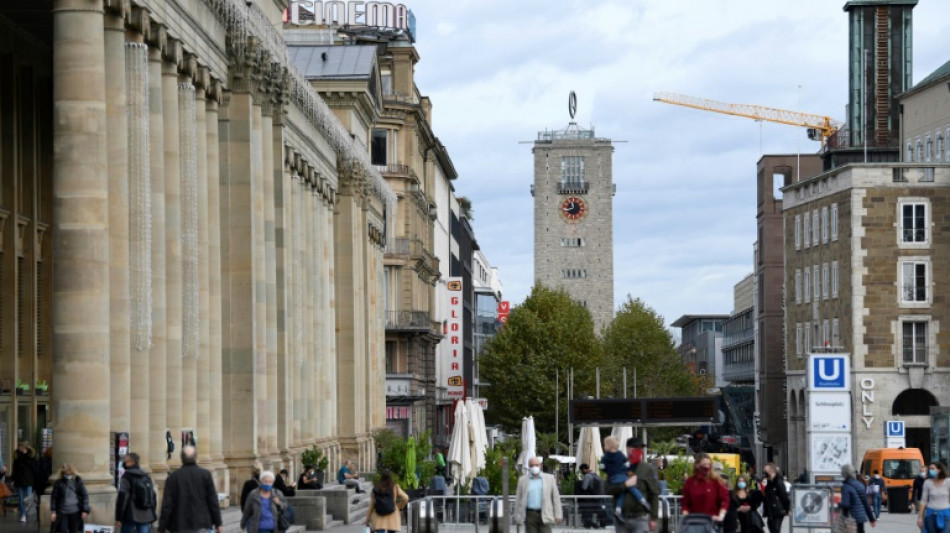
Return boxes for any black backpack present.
[373,487,396,515]
[132,474,156,510]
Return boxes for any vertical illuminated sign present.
[445,278,464,397]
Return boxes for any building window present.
[813,265,820,301]
[926,136,933,162]
[902,321,928,364]
[795,269,802,304]
[822,263,829,300]
[938,135,945,162]
[371,129,387,165]
[804,267,811,303]
[832,261,839,298]
[794,215,801,249]
[561,156,586,186]
[821,206,829,243]
[831,203,839,241]
[796,323,802,356]
[803,214,811,248]
[812,210,819,245]
[561,238,585,247]
[804,321,811,354]
[901,260,928,303]
[822,320,830,348]
[916,139,923,162]
[901,202,927,244]
[906,142,914,162]
[832,318,840,347]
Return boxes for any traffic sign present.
[885,420,905,438]
[808,354,850,391]
[790,485,833,527]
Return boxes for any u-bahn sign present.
[569,397,719,426]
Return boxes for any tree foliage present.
[480,284,601,435]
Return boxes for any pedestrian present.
[297,465,321,490]
[607,437,659,533]
[115,453,157,533]
[273,469,296,497]
[50,463,90,533]
[577,463,604,528]
[158,445,223,533]
[513,457,563,533]
[365,470,408,533]
[337,459,365,493]
[681,453,729,524]
[839,464,876,533]
[35,447,53,507]
[914,465,929,515]
[731,474,765,533]
[762,462,789,533]
[600,435,649,523]
[241,461,263,510]
[240,470,288,533]
[868,470,885,519]
[917,462,950,533]
[11,440,36,522]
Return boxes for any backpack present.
[132,474,156,510]
[373,487,396,515]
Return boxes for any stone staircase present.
[221,504,306,533]
[317,480,373,527]
[219,481,373,532]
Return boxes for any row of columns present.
[50,0,386,518]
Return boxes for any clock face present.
[561,197,585,221]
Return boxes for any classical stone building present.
[532,122,615,331]
[0,0,394,518]
[784,162,950,477]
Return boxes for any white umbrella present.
[466,398,488,474]
[447,400,472,486]
[517,416,537,471]
[575,426,603,471]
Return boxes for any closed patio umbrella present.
[517,416,537,471]
[405,435,419,489]
[447,400,472,486]
[575,426,603,472]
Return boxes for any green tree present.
[601,296,708,399]
[480,284,601,437]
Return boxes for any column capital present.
[146,22,166,56]
[102,0,130,19]
[195,66,211,94]
[181,53,199,83]
[163,38,183,69]
[129,6,150,41]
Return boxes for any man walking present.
[868,470,885,519]
[116,453,157,533]
[158,446,222,533]
[11,440,36,522]
[578,463,604,528]
[514,457,562,533]
[608,438,659,533]
[763,463,790,533]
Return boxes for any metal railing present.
[407,493,684,533]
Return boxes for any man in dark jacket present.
[116,453,157,533]
[763,463,790,533]
[913,464,928,512]
[158,446,222,533]
[12,440,36,522]
[607,438,659,533]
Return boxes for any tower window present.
[560,238,585,247]
[561,156,585,185]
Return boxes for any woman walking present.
[365,470,409,533]
[681,453,730,523]
[731,474,764,533]
[241,470,288,533]
[917,462,950,533]
[839,464,876,533]
[50,464,90,533]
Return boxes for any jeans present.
[615,515,651,533]
[871,493,882,518]
[57,511,83,533]
[16,485,32,518]
[121,523,152,533]
[925,514,950,533]
[766,514,784,533]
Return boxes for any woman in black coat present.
[731,475,765,533]
[50,464,90,533]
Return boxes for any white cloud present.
[407,0,950,325]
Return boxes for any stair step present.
[325,519,344,529]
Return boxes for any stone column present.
[178,77,198,448]
[325,197,338,439]
[195,72,211,465]
[319,193,332,440]
[308,177,319,442]
[105,8,131,440]
[250,93,267,459]
[147,39,169,479]
[205,84,226,485]
[51,0,114,518]
[272,108,292,459]
[261,101,278,461]
[162,43,183,462]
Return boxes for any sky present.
[404,0,950,328]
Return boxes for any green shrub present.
[300,445,329,472]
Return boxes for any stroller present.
[678,514,719,533]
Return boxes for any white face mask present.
[529,466,541,476]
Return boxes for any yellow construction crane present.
[653,92,843,144]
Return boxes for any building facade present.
[0,0,396,517]
[532,123,615,331]
[723,275,755,385]
[673,314,728,389]
[784,163,950,477]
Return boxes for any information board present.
[569,397,718,426]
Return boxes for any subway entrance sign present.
[569,397,719,426]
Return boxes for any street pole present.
[555,369,559,440]
[596,367,600,398]
[623,367,627,399]
[502,456,510,533]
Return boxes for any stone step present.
[324,519,344,529]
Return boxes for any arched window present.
[892,388,939,416]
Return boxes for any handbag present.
[748,509,765,531]
[0,482,12,500]
[276,501,291,532]
[833,512,857,533]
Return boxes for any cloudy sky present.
[404,0,950,327]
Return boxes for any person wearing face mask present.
[606,438,659,533]
[115,453,158,533]
[681,453,729,523]
[50,463,90,533]
[730,475,764,533]
[915,465,930,514]
[514,457,563,533]
[241,471,288,533]
[917,462,950,533]
[762,462,789,533]
[839,464,876,533]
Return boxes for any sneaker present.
[639,498,651,511]
[613,508,626,526]
[20,516,27,522]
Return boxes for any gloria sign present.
[444,277,464,398]
[287,1,412,32]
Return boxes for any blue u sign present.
[886,421,905,438]
[812,356,846,389]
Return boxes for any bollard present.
[660,498,670,533]
[413,498,438,533]
[488,498,506,533]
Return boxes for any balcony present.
[385,373,427,401]
[386,310,441,336]
[387,237,440,280]
[558,182,589,194]
[374,163,418,181]
[383,90,419,105]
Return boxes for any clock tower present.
[532,95,615,331]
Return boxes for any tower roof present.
[843,0,917,9]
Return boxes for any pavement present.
[0,508,919,533]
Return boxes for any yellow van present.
[708,453,742,480]
[860,448,924,504]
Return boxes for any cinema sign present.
[287,1,412,32]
